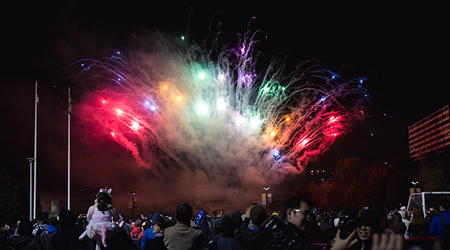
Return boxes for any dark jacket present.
[8,234,43,250]
[50,227,83,250]
[198,223,210,246]
[258,215,330,250]
[235,218,259,250]
[143,233,166,250]
[408,222,430,238]
[39,226,58,250]
[217,237,243,250]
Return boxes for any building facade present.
[408,105,450,159]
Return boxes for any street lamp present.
[130,191,136,219]
[263,186,270,213]
[412,181,419,192]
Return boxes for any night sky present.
[1,1,448,215]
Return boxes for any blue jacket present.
[141,226,156,249]
[430,210,450,238]
[142,213,162,248]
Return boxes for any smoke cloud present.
[63,31,367,215]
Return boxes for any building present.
[408,105,450,159]
[306,169,334,184]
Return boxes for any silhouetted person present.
[50,209,82,250]
[7,220,43,249]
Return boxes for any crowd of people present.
[1,188,449,250]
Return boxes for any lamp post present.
[130,191,136,219]
[263,186,270,213]
[412,181,419,192]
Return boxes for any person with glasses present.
[258,196,358,250]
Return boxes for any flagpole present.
[33,80,38,219]
[68,87,71,210]
[30,159,32,220]
[27,158,34,221]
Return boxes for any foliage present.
[418,150,450,191]
[0,168,20,220]
[0,168,43,221]
[308,155,418,210]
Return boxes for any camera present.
[339,217,356,239]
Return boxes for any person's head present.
[152,220,169,234]
[231,212,242,230]
[213,211,217,216]
[97,192,113,211]
[398,210,406,219]
[355,210,380,242]
[41,219,49,225]
[342,205,359,220]
[17,220,33,235]
[322,215,331,224]
[49,217,58,227]
[135,220,142,228]
[250,205,267,227]
[59,209,77,228]
[372,205,388,229]
[176,204,193,226]
[411,206,424,226]
[391,213,403,226]
[282,196,310,231]
[152,213,162,226]
[220,216,235,238]
[440,200,450,211]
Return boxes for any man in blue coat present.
[430,200,450,238]
[141,213,162,249]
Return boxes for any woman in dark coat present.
[407,206,430,238]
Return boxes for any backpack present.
[438,215,450,250]
[131,229,143,248]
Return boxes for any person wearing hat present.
[236,204,267,250]
[352,209,382,250]
[141,213,163,249]
[143,220,170,250]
